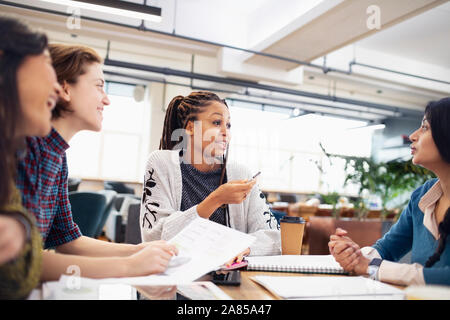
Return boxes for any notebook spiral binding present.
[247,263,347,274]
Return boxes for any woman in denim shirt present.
[329,97,450,286]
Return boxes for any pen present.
[251,171,261,180]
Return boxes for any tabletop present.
[217,270,406,300]
[136,270,405,300]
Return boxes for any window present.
[228,103,375,195]
[66,86,375,195]
[66,82,150,182]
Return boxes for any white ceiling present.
[356,1,450,68]
[1,0,448,118]
[7,0,449,71]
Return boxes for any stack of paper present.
[251,275,405,300]
[60,217,256,287]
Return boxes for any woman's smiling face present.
[187,101,231,161]
[16,49,61,137]
[61,62,110,132]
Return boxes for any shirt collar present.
[44,127,70,155]
[418,179,442,240]
[418,180,443,213]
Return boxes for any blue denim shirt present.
[372,179,450,285]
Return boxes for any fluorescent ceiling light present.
[349,123,386,131]
[40,0,162,23]
[365,123,386,130]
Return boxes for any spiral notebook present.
[245,255,346,274]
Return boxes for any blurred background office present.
[2,0,448,249]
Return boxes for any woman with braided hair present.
[329,97,450,286]
[140,91,281,264]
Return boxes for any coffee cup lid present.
[280,216,305,223]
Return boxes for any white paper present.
[46,276,136,300]
[251,275,405,299]
[177,281,232,300]
[26,288,43,300]
[67,217,255,286]
[44,278,99,300]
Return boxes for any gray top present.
[140,150,281,256]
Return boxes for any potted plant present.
[343,157,435,219]
[319,144,435,220]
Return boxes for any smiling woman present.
[48,43,109,129]
[140,91,281,266]
[0,15,61,300]
[16,43,111,250]
[15,43,178,282]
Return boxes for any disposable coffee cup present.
[280,216,306,255]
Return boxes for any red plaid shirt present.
[16,128,81,249]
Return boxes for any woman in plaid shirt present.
[16,44,178,281]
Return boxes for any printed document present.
[60,217,255,286]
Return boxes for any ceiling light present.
[366,123,386,130]
[349,122,386,131]
[40,0,162,23]
[292,108,302,117]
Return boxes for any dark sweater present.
[180,162,227,226]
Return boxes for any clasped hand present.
[328,228,370,275]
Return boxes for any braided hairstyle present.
[423,97,450,267]
[160,91,229,185]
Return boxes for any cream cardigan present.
[140,150,281,256]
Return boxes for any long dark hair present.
[424,97,450,267]
[160,91,229,185]
[0,16,48,209]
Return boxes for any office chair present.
[114,194,142,212]
[125,203,142,245]
[279,194,298,203]
[104,181,135,195]
[68,177,82,192]
[69,191,107,238]
[94,190,117,238]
